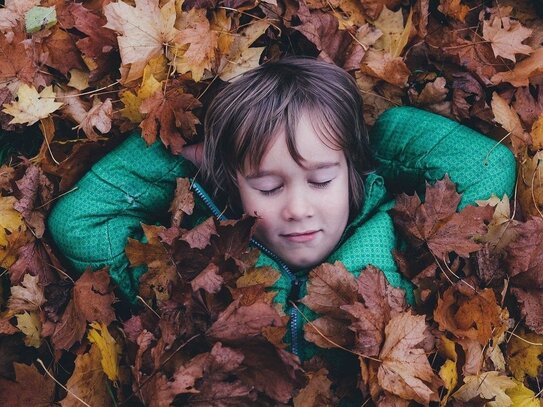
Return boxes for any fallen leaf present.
[170,178,194,226]
[8,274,45,313]
[0,196,27,268]
[15,311,41,348]
[507,330,543,381]
[191,263,223,294]
[2,84,63,126]
[491,92,531,153]
[492,48,543,87]
[506,381,541,407]
[75,98,112,141]
[452,371,516,406]
[360,49,410,87]
[139,85,202,155]
[438,0,469,22]
[434,283,506,345]
[377,312,440,404]
[483,16,533,62]
[87,322,121,382]
[0,363,55,406]
[103,0,180,83]
[293,368,334,406]
[60,344,114,407]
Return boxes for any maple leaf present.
[8,240,60,285]
[408,77,451,117]
[171,8,219,82]
[372,7,413,58]
[514,86,543,131]
[452,371,516,406]
[293,368,335,406]
[0,196,28,269]
[0,363,55,406]
[14,164,54,239]
[38,26,86,76]
[2,84,63,126]
[139,85,202,155]
[360,49,410,87]
[390,175,493,259]
[206,298,284,344]
[170,178,194,227]
[377,312,440,405]
[434,282,506,345]
[304,315,354,349]
[75,98,113,141]
[506,382,542,407]
[293,1,352,64]
[60,344,114,407]
[301,261,358,317]
[476,194,515,252]
[438,0,469,22]
[104,0,180,83]
[491,92,531,153]
[15,311,41,348]
[507,330,543,381]
[8,273,45,313]
[483,16,533,62]
[492,48,543,87]
[190,263,223,294]
[180,217,218,249]
[65,3,119,81]
[517,150,543,218]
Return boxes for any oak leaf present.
[377,312,440,405]
[2,84,62,126]
[452,371,516,406]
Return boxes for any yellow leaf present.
[507,330,543,381]
[2,84,63,125]
[439,359,457,405]
[438,0,469,22]
[506,381,541,407]
[120,58,164,122]
[0,196,28,268]
[16,311,41,348]
[438,335,458,362]
[67,69,89,91]
[452,371,516,407]
[531,113,543,151]
[87,322,121,382]
[373,7,412,57]
[171,8,218,82]
[236,266,281,288]
[61,344,113,407]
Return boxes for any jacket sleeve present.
[47,132,197,300]
[369,107,517,209]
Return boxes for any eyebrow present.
[245,162,340,179]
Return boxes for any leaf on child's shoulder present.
[390,175,494,259]
[170,177,194,227]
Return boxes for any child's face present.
[236,114,350,269]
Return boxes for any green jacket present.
[47,107,516,359]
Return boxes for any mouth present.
[281,230,320,243]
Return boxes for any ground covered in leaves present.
[1,0,543,405]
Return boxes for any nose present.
[282,188,314,221]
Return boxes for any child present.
[47,57,516,360]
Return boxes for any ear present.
[181,142,204,167]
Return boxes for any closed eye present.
[259,186,283,196]
[310,180,332,189]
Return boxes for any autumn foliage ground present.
[1,0,543,405]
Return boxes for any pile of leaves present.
[1,0,543,405]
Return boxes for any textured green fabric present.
[47,106,516,361]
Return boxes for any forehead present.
[249,115,345,174]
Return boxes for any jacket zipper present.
[190,181,303,357]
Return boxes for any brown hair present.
[201,56,373,216]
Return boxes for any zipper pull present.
[288,278,301,303]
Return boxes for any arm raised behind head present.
[369,106,516,209]
[47,132,197,300]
